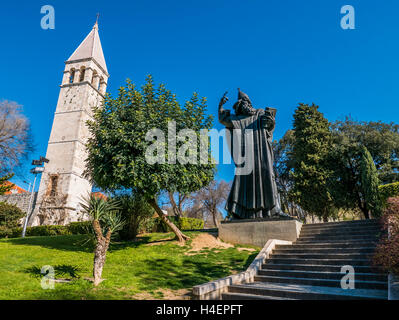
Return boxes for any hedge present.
[67,221,92,235]
[151,216,204,233]
[0,217,204,238]
[379,182,399,203]
[179,217,204,230]
[0,221,92,239]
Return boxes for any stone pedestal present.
[219,218,302,247]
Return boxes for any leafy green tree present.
[290,103,335,221]
[85,76,215,243]
[0,173,14,195]
[360,146,382,218]
[0,201,25,237]
[329,118,397,219]
[80,195,124,286]
[331,118,399,184]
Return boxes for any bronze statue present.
[219,89,288,219]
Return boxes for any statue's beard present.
[236,100,256,116]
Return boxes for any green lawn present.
[0,232,258,300]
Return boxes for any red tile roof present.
[3,181,27,194]
[92,192,107,200]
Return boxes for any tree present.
[0,173,14,195]
[329,118,397,219]
[85,76,215,243]
[331,118,399,184]
[0,201,25,237]
[80,195,124,286]
[290,103,335,221]
[360,146,382,218]
[273,130,296,214]
[0,100,33,175]
[191,180,230,228]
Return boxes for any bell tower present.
[31,22,109,226]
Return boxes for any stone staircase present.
[222,219,388,300]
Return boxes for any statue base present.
[219,218,303,248]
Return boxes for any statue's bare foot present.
[273,210,291,218]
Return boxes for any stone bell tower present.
[31,22,109,226]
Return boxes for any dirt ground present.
[132,288,191,300]
[186,233,233,252]
[145,232,256,253]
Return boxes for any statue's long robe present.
[219,109,277,219]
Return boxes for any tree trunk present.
[148,198,189,243]
[168,192,182,219]
[211,205,220,229]
[92,220,112,286]
[212,210,220,229]
[348,157,370,220]
[356,195,370,220]
[360,207,370,220]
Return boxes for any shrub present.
[152,216,204,232]
[67,221,92,235]
[10,225,70,238]
[114,194,154,240]
[373,197,399,275]
[180,217,204,230]
[0,202,25,237]
[379,182,399,204]
[0,221,93,238]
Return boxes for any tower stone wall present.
[30,23,108,226]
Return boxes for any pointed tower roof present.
[67,22,108,74]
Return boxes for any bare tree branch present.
[0,100,33,175]
[190,180,230,228]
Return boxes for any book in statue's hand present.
[265,107,277,118]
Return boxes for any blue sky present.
[1,0,399,191]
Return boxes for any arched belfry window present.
[99,77,103,90]
[69,69,75,84]
[79,67,85,82]
[91,70,98,85]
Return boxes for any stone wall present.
[0,192,37,214]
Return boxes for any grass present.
[0,231,259,300]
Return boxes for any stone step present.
[295,240,379,245]
[297,235,380,242]
[221,292,297,300]
[270,253,372,260]
[276,242,378,249]
[301,223,381,230]
[220,219,387,300]
[267,258,372,266]
[302,220,380,229]
[253,275,387,290]
[273,247,376,254]
[261,263,383,274]
[227,282,387,300]
[258,269,387,282]
[300,228,382,237]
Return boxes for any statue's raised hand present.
[219,92,229,107]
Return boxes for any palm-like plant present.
[80,194,124,286]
